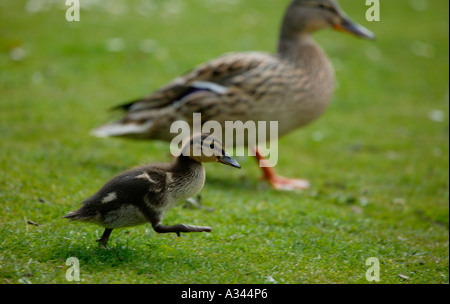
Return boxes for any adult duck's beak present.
[333,17,375,40]
[218,152,241,169]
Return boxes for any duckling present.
[92,0,375,191]
[63,134,241,248]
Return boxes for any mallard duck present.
[63,134,241,248]
[92,0,375,191]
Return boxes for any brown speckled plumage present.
[63,134,240,248]
[92,0,374,190]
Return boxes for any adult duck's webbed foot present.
[254,147,310,191]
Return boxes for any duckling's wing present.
[91,52,277,139]
[63,166,168,223]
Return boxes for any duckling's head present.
[283,0,375,40]
[180,134,241,169]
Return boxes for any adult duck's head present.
[282,0,375,40]
[180,133,241,169]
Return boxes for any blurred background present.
[0,0,448,284]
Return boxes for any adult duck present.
[92,0,375,190]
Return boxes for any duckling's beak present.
[218,152,241,169]
[333,17,375,40]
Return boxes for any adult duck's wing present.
[116,52,275,112]
[91,52,278,139]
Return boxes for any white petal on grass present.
[242,10,263,27]
[359,196,370,207]
[330,57,343,72]
[312,131,324,142]
[135,1,158,17]
[162,0,184,16]
[154,47,169,61]
[139,39,159,54]
[432,147,442,157]
[428,109,445,123]
[104,0,127,15]
[203,0,239,12]
[25,0,51,14]
[106,37,125,52]
[10,47,27,61]
[265,275,277,284]
[410,41,435,58]
[386,150,400,160]
[365,45,382,61]
[409,0,428,11]
[392,198,406,205]
[31,71,43,84]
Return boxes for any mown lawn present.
[0,0,448,284]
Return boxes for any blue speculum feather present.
[181,87,209,99]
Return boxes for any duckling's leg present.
[254,148,310,191]
[96,228,113,248]
[183,195,216,212]
[152,223,212,237]
[183,195,202,209]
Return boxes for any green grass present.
[0,0,448,284]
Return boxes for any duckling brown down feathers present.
[63,134,240,248]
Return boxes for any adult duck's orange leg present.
[254,148,310,191]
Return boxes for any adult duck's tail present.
[90,119,155,139]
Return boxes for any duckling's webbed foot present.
[153,223,212,237]
[96,228,113,249]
